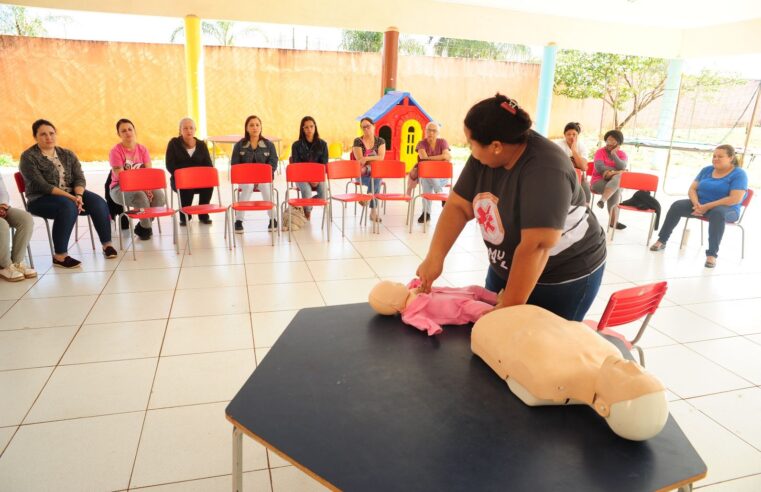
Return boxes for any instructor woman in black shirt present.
[416,94,606,321]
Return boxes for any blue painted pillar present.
[535,43,558,136]
[656,59,683,141]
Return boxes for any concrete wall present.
[0,35,605,161]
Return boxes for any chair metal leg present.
[186,219,193,255]
[646,213,655,246]
[129,216,137,261]
[232,426,243,492]
[43,219,54,257]
[634,345,645,367]
[700,221,704,245]
[156,217,162,234]
[739,224,745,259]
[87,216,95,250]
[679,217,690,249]
[408,196,418,233]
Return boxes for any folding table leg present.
[232,426,243,492]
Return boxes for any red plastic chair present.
[584,281,668,366]
[229,164,280,247]
[370,160,411,234]
[327,160,372,236]
[346,150,386,215]
[679,188,753,258]
[408,161,452,233]
[610,172,660,244]
[118,168,179,259]
[586,161,595,178]
[174,167,229,253]
[14,171,95,259]
[285,163,330,241]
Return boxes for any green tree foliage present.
[171,21,266,46]
[0,6,70,36]
[339,30,383,52]
[433,37,532,61]
[554,50,743,130]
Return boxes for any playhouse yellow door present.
[399,119,422,172]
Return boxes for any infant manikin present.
[368,279,497,336]
[471,305,668,441]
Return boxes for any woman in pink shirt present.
[591,130,628,230]
[108,119,166,240]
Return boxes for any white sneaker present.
[12,262,37,279]
[0,266,24,282]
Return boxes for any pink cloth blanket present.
[401,279,498,336]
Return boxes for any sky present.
[5,5,761,79]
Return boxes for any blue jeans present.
[296,181,325,213]
[360,176,382,208]
[657,199,738,258]
[27,190,112,255]
[420,178,448,213]
[485,263,605,321]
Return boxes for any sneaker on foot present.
[234,220,244,233]
[611,222,627,230]
[11,262,37,279]
[53,256,82,269]
[417,212,431,224]
[0,266,24,282]
[134,223,152,240]
[596,200,604,209]
[120,215,130,230]
[103,246,118,259]
[304,210,311,220]
[267,219,278,231]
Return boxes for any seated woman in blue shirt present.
[649,144,748,268]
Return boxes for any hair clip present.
[500,100,518,115]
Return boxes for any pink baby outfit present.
[402,279,498,336]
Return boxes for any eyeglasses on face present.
[361,125,372,129]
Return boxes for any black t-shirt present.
[453,131,606,284]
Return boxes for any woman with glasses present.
[352,117,386,223]
[407,121,451,223]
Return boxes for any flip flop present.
[704,257,717,268]
[649,242,666,251]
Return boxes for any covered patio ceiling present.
[10,0,761,58]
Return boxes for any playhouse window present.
[406,127,415,155]
[379,126,392,151]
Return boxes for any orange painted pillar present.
[380,27,399,96]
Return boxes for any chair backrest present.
[418,161,453,180]
[328,142,343,160]
[737,188,754,223]
[13,172,29,208]
[286,163,326,183]
[371,160,406,179]
[118,168,167,193]
[174,166,219,190]
[619,172,658,193]
[596,281,668,330]
[586,161,595,177]
[230,163,273,185]
[575,168,583,184]
[327,160,361,180]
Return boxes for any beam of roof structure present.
[9,0,761,58]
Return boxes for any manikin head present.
[593,356,668,441]
[368,281,413,315]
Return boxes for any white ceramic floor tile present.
[364,255,421,277]
[690,388,761,452]
[686,299,761,336]
[243,244,303,264]
[171,286,250,318]
[0,326,78,370]
[698,474,761,491]
[0,426,15,454]
[646,345,753,399]
[249,282,324,312]
[255,347,271,365]
[270,465,331,492]
[87,290,174,324]
[442,252,488,273]
[670,400,761,486]
[103,268,180,294]
[245,261,314,285]
[180,246,245,267]
[162,313,253,356]
[0,295,97,330]
[149,349,255,408]
[306,258,375,281]
[251,310,297,348]
[186,233,233,250]
[175,264,245,290]
[116,250,184,271]
[317,278,380,306]
[21,271,112,298]
[0,299,14,316]
[0,412,143,492]
[747,334,761,346]
[649,305,738,343]
[61,319,166,364]
[25,358,157,423]
[297,240,361,261]
[130,402,267,488]
[0,367,53,427]
[132,469,271,492]
[352,239,415,258]
[687,337,761,385]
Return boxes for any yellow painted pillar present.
[184,15,207,138]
